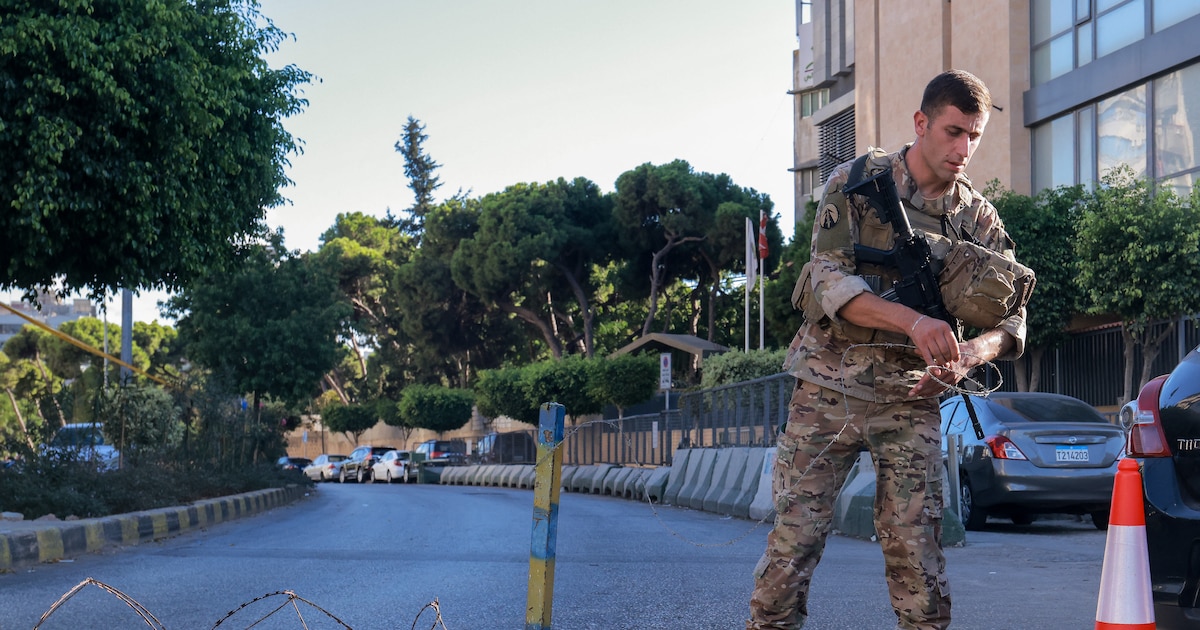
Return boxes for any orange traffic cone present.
[1095,458,1155,629]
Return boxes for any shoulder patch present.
[820,203,840,230]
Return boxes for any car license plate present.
[1056,446,1089,462]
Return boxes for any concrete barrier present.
[830,454,966,546]
[703,448,749,513]
[605,467,632,496]
[680,449,718,510]
[747,449,777,521]
[718,448,763,516]
[662,449,693,505]
[0,485,309,572]
[570,465,599,492]
[560,465,579,491]
[644,466,672,503]
[589,464,618,494]
[517,466,535,489]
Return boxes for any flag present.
[745,217,757,297]
[758,210,769,261]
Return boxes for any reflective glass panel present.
[1154,64,1200,180]
[1154,0,1200,31]
[1079,106,1096,186]
[1077,20,1093,66]
[1033,114,1075,192]
[1033,34,1075,84]
[1158,172,1195,198]
[1096,0,1145,58]
[1033,0,1075,43]
[1097,85,1147,179]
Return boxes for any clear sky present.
[5,1,799,324]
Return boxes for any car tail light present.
[1126,375,1171,458]
[984,435,1028,460]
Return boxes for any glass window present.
[1154,64,1200,180]
[1159,172,1195,198]
[1033,34,1076,84]
[1096,0,1126,11]
[1033,0,1075,44]
[1097,85,1147,179]
[1154,0,1200,32]
[1033,114,1076,192]
[1078,106,1096,186]
[1096,0,1145,58]
[1077,20,1093,66]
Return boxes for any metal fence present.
[561,315,1199,467]
[562,373,795,467]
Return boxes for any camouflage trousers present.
[747,379,950,630]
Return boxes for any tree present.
[166,235,351,435]
[474,367,538,425]
[321,403,377,446]
[394,116,443,235]
[0,0,312,299]
[587,354,658,419]
[451,178,614,358]
[397,385,474,434]
[989,183,1087,392]
[523,356,602,421]
[613,161,711,336]
[1074,165,1200,403]
[764,202,816,347]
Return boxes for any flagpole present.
[744,218,753,352]
[759,260,765,349]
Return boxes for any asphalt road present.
[0,482,1108,629]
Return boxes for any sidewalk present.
[0,485,310,571]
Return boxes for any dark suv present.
[414,439,466,465]
[339,445,396,483]
[1121,343,1200,628]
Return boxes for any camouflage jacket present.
[785,145,1027,403]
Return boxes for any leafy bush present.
[0,457,310,521]
[398,385,474,433]
[700,348,788,389]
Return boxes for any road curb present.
[0,484,310,572]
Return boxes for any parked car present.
[276,456,312,473]
[371,450,415,483]
[940,392,1125,530]
[339,445,396,483]
[414,439,467,465]
[1121,343,1200,628]
[45,422,120,471]
[303,454,347,482]
[473,431,536,464]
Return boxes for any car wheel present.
[339,469,347,483]
[959,475,988,531]
[358,468,367,483]
[401,466,409,484]
[385,470,393,484]
[1090,510,1110,530]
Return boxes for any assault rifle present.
[844,164,984,439]
[843,165,953,327]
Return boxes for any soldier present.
[747,69,1028,630]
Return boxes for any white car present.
[303,454,347,482]
[371,450,415,484]
[45,422,120,470]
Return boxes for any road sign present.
[659,353,672,390]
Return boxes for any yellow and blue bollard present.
[526,402,565,630]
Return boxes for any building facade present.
[791,0,1200,218]
[0,294,96,348]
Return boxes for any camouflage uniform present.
[747,146,1027,630]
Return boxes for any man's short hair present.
[921,69,992,119]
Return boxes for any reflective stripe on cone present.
[1095,458,1154,630]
